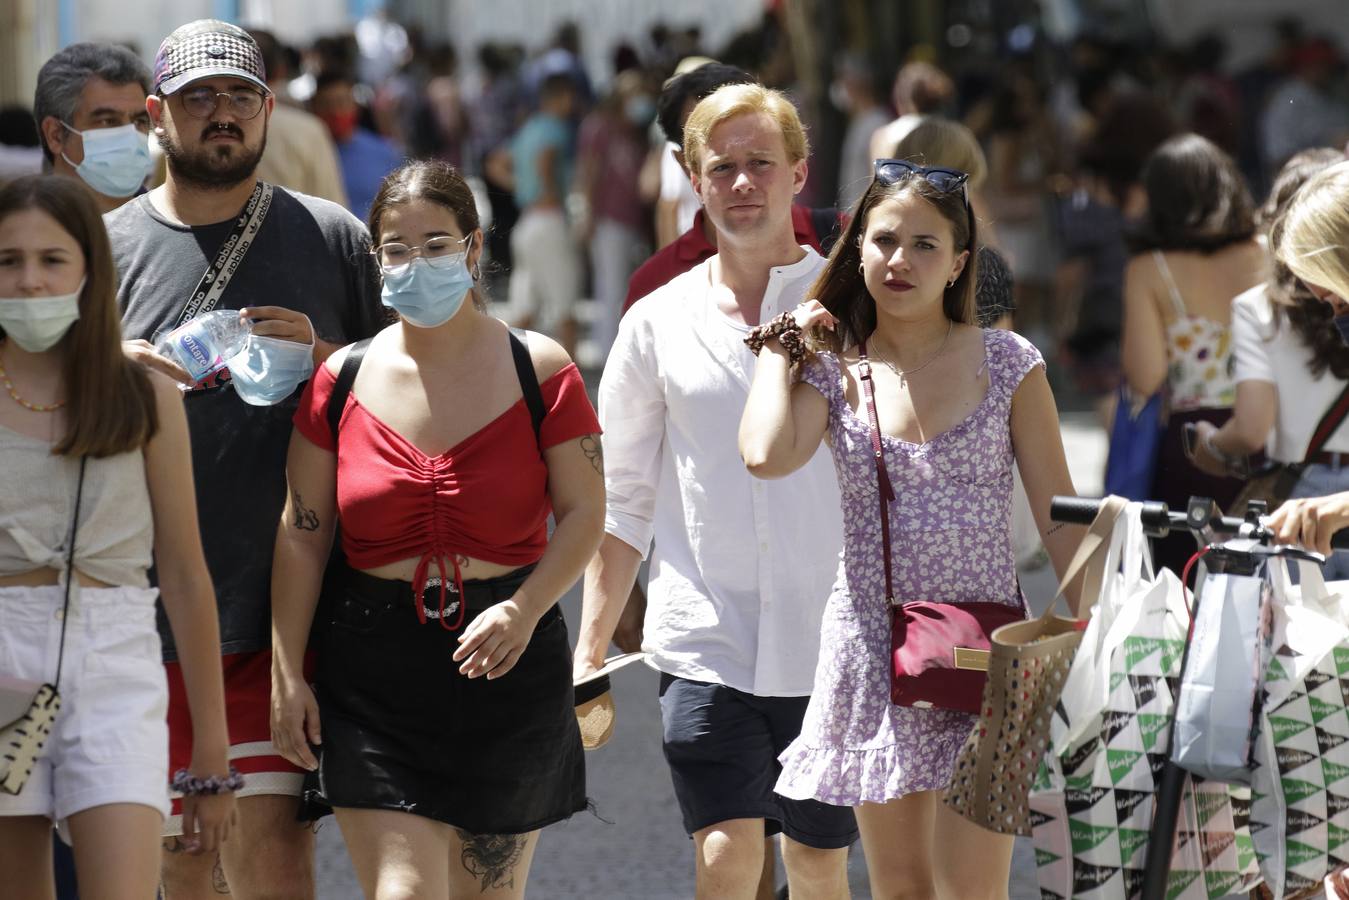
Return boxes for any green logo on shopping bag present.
[1310,694,1341,724]
[1035,848,1061,868]
[1281,778,1322,806]
[1268,655,1291,682]
[1334,646,1349,675]
[1111,671,1127,693]
[1286,840,1322,867]
[1237,833,1256,870]
[1124,636,1164,672]
[1137,713,1170,752]
[1069,818,1115,854]
[1324,760,1349,786]
[1204,869,1242,896]
[1118,827,1150,864]
[1165,868,1201,899]
[1329,822,1349,851]
[1269,715,1312,745]
[1108,749,1144,784]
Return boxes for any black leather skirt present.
[301,563,586,835]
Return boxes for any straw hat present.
[574,652,648,750]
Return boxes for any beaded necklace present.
[0,347,65,412]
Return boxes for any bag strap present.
[1044,494,1128,620]
[1302,380,1349,463]
[858,340,897,604]
[327,338,373,445]
[175,181,274,327]
[509,327,545,448]
[53,457,88,692]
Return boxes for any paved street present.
[312,411,1108,897]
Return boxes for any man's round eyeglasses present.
[372,235,471,272]
[178,86,268,121]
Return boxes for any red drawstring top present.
[294,361,600,628]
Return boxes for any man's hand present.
[613,583,646,654]
[123,339,190,383]
[240,307,314,343]
[1269,492,1349,557]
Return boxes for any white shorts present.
[509,207,582,335]
[0,584,170,828]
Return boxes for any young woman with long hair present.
[738,160,1084,899]
[0,174,232,898]
[270,159,605,898]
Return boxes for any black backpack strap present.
[810,206,843,256]
[327,338,372,445]
[509,327,545,448]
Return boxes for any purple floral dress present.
[776,328,1044,806]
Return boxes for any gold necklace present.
[0,348,65,412]
[873,321,954,386]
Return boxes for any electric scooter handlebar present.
[1049,495,1349,550]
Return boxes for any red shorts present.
[164,650,313,835]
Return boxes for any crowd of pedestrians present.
[6,10,1349,900]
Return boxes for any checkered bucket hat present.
[153,20,267,96]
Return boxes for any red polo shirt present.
[622,205,831,313]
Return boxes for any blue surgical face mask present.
[226,334,315,406]
[0,281,84,352]
[380,253,475,329]
[61,122,154,198]
[1335,312,1349,347]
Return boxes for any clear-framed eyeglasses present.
[177,86,269,120]
[372,234,472,273]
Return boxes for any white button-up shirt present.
[599,250,844,697]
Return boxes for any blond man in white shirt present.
[575,83,855,900]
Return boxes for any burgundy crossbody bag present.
[857,340,1024,713]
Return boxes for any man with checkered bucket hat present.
[105,19,386,898]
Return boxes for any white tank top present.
[0,425,153,587]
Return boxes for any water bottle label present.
[177,329,223,382]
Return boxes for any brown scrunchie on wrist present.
[744,311,807,365]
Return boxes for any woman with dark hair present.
[0,174,233,895]
[269,159,604,898]
[738,160,1083,899]
[1120,132,1266,572]
[1187,149,1349,576]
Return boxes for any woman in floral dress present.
[738,160,1085,899]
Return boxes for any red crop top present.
[293,360,600,626]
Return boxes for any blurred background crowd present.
[3,0,1349,415]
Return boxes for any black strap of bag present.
[327,338,373,444]
[509,327,545,447]
[175,181,274,327]
[325,328,544,449]
[858,341,897,603]
[52,458,87,692]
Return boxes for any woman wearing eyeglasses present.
[268,160,605,898]
[739,159,1084,899]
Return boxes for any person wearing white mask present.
[0,173,234,899]
[34,43,156,214]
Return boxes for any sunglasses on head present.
[873,158,970,195]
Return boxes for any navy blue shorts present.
[658,673,857,849]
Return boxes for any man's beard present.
[159,124,266,191]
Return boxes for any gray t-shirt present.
[106,186,385,658]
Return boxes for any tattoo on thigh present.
[454,828,526,892]
[581,433,604,478]
[291,487,320,531]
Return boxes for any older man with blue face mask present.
[34,43,156,214]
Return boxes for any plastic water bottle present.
[154,310,251,384]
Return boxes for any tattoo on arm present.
[580,433,604,478]
[291,488,320,531]
[454,828,527,892]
